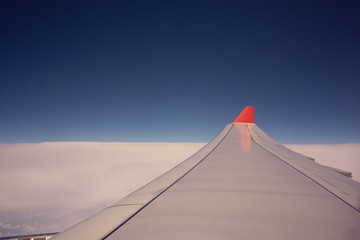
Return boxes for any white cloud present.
[0,142,359,237]
[0,222,20,230]
[0,142,204,236]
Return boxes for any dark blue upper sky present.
[1,0,359,144]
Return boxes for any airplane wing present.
[52,106,360,240]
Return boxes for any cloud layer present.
[0,142,359,237]
[0,142,205,236]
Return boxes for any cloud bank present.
[0,142,359,237]
[0,142,205,236]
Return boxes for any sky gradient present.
[1,0,359,143]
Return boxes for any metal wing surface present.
[52,107,360,240]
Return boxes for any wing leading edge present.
[53,107,360,240]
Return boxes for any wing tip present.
[233,106,255,123]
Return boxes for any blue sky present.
[0,0,359,144]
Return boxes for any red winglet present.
[233,106,255,123]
